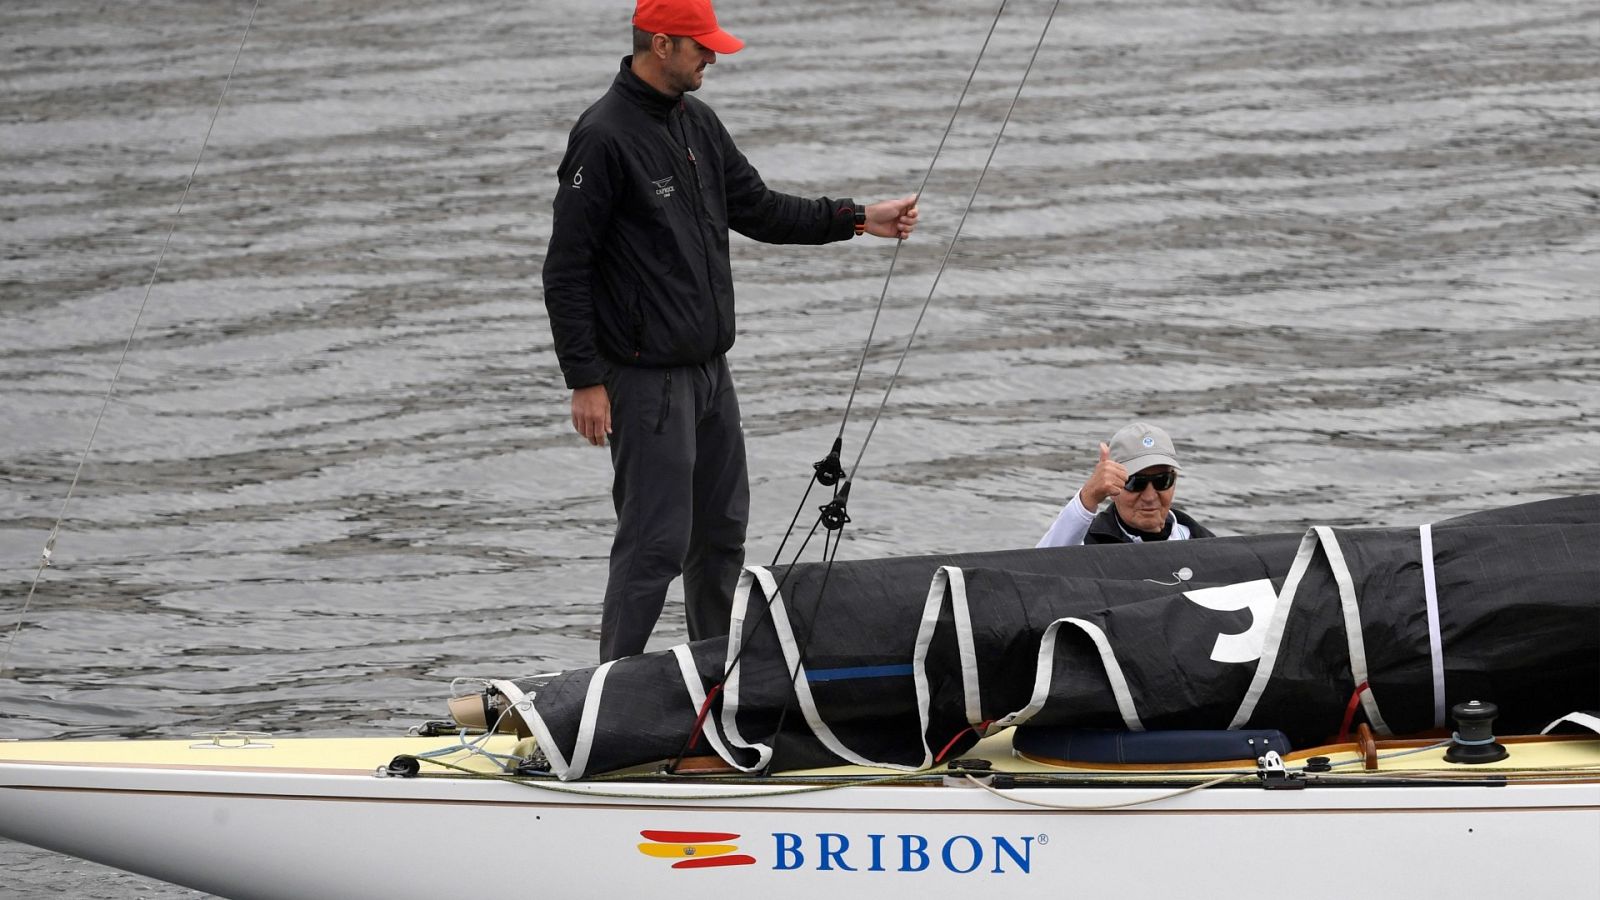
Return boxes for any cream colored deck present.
[3,729,1597,782]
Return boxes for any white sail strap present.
[1230,527,1392,735]
[990,616,1145,732]
[1319,526,1391,735]
[1541,711,1600,736]
[564,661,614,779]
[670,644,740,767]
[718,567,774,772]
[1420,523,1446,729]
[721,566,917,771]
[496,678,573,780]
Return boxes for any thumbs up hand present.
[1077,442,1129,508]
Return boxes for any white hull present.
[2,734,1598,898]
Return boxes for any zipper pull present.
[687,147,703,189]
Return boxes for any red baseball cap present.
[633,0,744,54]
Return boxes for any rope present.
[761,0,1016,571]
[963,772,1245,810]
[410,754,1249,809]
[2,0,264,677]
[410,754,936,801]
[833,0,1012,440]
[846,0,1063,483]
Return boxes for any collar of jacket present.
[613,55,683,121]
[1087,507,1172,544]
[1085,505,1212,544]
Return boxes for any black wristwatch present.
[854,203,867,236]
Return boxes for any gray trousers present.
[598,355,749,662]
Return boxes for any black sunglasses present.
[1124,470,1177,492]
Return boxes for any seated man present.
[1037,421,1214,547]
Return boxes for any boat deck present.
[3,728,1597,783]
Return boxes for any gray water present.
[2,0,1597,895]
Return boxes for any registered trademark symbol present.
[1037,834,1049,845]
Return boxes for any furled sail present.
[504,495,1599,780]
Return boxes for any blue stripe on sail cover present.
[805,664,915,683]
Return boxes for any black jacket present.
[1085,506,1215,545]
[542,58,858,389]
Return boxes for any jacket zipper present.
[674,106,723,348]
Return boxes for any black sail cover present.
[507,495,1599,780]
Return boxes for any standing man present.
[1037,422,1215,547]
[543,0,920,662]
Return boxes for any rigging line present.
[763,519,847,773]
[672,0,1036,771]
[846,0,1062,484]
[760,1,1012,577]
[1,0,263,677]
[760,0,1012,618]
[834,0,1011,441]
[669,0,1033,773]
[767,471,824,567]
[666,510,828,774]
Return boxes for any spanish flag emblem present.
[636,830,756,869]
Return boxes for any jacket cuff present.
[563,360,609,390]
[830,197,859,242]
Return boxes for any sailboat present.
[3,495,1597,898]
[6,1,1599,896]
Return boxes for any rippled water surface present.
[3,0,1598,894]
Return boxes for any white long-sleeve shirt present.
[1036,492,1192,548]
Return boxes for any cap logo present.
[1142,436,1155,447]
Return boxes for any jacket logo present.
[653,176,676,199]
[571,166,584,188]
